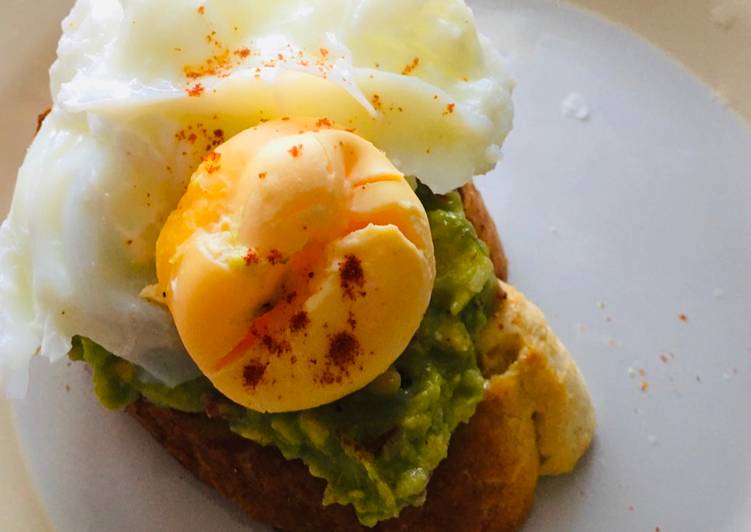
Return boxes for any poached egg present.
[154,119,434,412]
[0,0,513,400]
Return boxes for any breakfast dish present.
[0,0,594,530]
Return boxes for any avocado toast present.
[4,1,595,529]
[70,181,594,531]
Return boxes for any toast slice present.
[127,183,595,531]
[34,110,593,528]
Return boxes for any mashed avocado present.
[69,184,498,526]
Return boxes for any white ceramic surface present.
[3,1,751,531]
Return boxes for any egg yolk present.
[154,119,435,413]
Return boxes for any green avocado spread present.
[70,184,499,527]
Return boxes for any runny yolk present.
[153,118,435,413]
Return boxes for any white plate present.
[3,1,751,531]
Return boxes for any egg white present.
[0,0,513,395]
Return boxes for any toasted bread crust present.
[459,183,508,281]
[125,184,592,531]
[128,371,539,532]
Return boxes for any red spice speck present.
[288,144,303,157]
[320,48,329,57]
[197,5,205,14]
[261,335,290,356]
[290,311,310,332]
[243,249,259,266]
[243,361,267,388]
[339,254,365,299]
[679,313,688,322]
[204,151,221,173]
[184,37,253,81]
[443,103,456,115]
[328,331,360,369]
[316,117,333,128]
[401,57,420,76]
[258,171,268,180]
[186,83,204,97]
[640,381,649,392]
[370,94,382,110]
[267,249,284,265]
